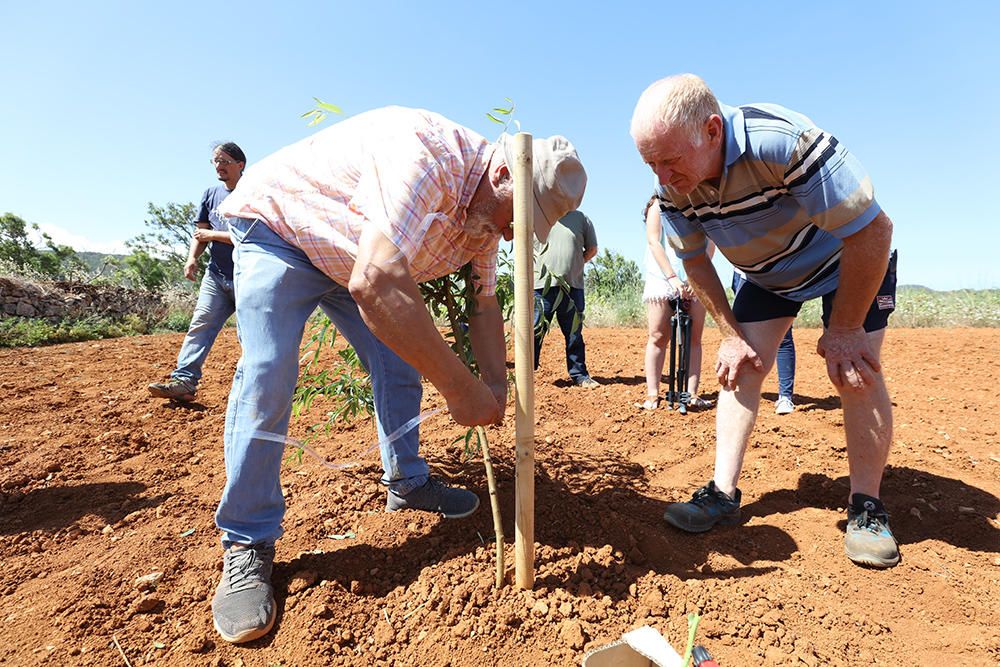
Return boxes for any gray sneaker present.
[386,477,480,519]
[212,544,276,643]
[575,375,601,389]
[845,494,900,568]
[148,378,196,402]
[663,481,742,533]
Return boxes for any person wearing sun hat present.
[206,106,585,644]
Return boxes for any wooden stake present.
[511,132,535,590]
[477,425,504,588]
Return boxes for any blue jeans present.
[731,272,796,398]
[533,286,589,380]
[215,218,429,547]
[775,327,795,398]
[172,269,236,387]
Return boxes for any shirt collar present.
[459,141,494,215]
[720,102,747,169]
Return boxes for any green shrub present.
[0,315,149,348]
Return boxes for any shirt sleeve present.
[783,127,881,239]
[470,247,499,297]
[655,191,709,260]
[583,215,597,250]
[196,188,212,225]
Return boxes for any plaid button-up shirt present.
[218,106,500,295]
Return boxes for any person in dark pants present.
[148,142,246,402]
[533,209,599,387]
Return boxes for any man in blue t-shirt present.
[148,142,246,402]
[632,74,899,569]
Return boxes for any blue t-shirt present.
[197,184,235,280]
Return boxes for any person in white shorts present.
[637,196,714,410]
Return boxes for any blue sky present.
[2,1,998,289]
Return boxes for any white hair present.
[630,74,722,144]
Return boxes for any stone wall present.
[0,276,166,322]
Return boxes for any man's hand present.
[715,335,763,389]
[677,281,695,300]
[183,258,198,282]
[816,326,881,390]
[193,228,213,243]
[445,378,504,427]
[487,379,508,417]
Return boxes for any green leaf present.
[313,98,342,113]
[486,113,504,125]
[179,528,195,538]
[154,642,166,650]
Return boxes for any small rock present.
[558,619,586,649]
[910,507,922,520]
[559,601,573,617]
[532,600,549,616]
[288,570,318,595]
[374,620,395,646]
[134,572,164,592]
[132,596,163,614]
[184,633,213,653]
[101,525,113,535]
[957,506,976,514]
[761,609,782,625]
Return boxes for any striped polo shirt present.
[655,103,881,302]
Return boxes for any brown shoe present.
[148,379,196,401]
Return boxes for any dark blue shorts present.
[733,251,897,332]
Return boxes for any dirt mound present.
[1,328,998,665]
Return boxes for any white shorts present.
[642,271,679,304]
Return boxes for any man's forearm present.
[467,296,507,388]
[829,211,893,329]
[684,255,741,338]
[188,238,208,261]
[350,264,473,397]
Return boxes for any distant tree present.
[0,212,85,280]
[584,248,642,300]
[115,201,197,290]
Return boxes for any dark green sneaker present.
[663,481,741,533]
[845,494,900,568]
[386,476,480,519]
[212,543,276,643]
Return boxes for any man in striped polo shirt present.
[631,74,899,568]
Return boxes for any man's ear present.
[706,114,724,144]
[491,161,511,187]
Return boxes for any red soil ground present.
[1,327,998,666]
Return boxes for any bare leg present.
[840,329,893,498]
[644,300,674,399]
[686,298,707,397]
[713,317,794,497]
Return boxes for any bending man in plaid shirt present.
[211,106,586,643]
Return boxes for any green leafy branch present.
[301,97,342,127]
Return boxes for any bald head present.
[631,74,726,195]
[630,74,721,147]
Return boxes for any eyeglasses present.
[211,157,239,166]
